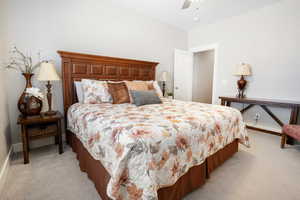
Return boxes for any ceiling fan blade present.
[182,0,192,9]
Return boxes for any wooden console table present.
[219,96,300,144]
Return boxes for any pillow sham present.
[133,80,163,98]
[130,90,162,106]
[125,81,149,91]
[149,81,163,98]
[107,82,131,104]
[81,79,112,104]
[74,81,84,103]
[125,81,150,103]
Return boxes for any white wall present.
[3,0,187,144]
[0,0,12,168]
[192,50,215,104]
[189,0,300,131]
[5,0,298,144]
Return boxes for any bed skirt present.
[68,131,238,200]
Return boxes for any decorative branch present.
[31,61,43,72]
[2,46,42,74]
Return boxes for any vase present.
[18,73,43,117]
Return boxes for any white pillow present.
[81,79,112,104]
[151,81,163,98]
[146,80,163,98]
[74,81,84,103]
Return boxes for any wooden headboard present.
[57,51,158,115]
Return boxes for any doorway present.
[192,50,215,104]
[174,44,218,104]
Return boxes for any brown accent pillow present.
[107,82,130,104]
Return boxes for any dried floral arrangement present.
[3,46,42,74]
[25,87,44,100]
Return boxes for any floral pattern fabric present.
[81,79,112,104]
[68,99,249,200]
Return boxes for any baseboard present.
[12,143,23,153]
[0,147,13,194]
[13,134,66,153]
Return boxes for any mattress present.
[68,99,249,200]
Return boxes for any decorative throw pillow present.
[81,79,112,104]
[125,81,150,103]
[107,82,131,104]
[130,90,162,106]
[147,81,163,98]
[125,81,149,91]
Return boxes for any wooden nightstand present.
[17,112,63,164]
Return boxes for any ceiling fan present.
[182,0,203,9]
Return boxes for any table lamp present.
[160,71,169,97]
[37,62,60,116]
[234,63,252,98]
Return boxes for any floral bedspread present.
[68,99,249,200]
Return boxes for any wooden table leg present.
[287,107,299,145]
[26,130,30,152]
[58,120,63,154]
[21,125,29,164]
[226,101,231,107]
[240,104,254,114]
[281,133,286,149]
[221,99,226,106]
[55,136,59,145]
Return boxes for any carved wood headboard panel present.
[57,51,158,115]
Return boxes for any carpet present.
[1,131,300,200]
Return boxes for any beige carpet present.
[1,131,300,200]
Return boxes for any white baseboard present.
[12,143,23,153]
[0,147,13,194]
[13,134,66,153]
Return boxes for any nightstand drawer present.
[28,124,57,139]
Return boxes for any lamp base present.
[237,75,247,98]
[237,93,246,98]
[162,81,166,97]
[44,110,57,116]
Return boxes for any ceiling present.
[110,0,281,30]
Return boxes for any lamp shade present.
[37,62,60,81]
[234,63,252,76]
[160,71,169,82]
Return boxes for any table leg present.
[21,125,29,164]
[221,99,226,106]
[58,120,63,154]
[26,130,30,152]
[55,136,59,145]
[287,107,299,145]
[226,101,231,107]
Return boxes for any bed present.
[58,51,249,200]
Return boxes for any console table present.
[219,96,300,144]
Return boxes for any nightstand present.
[17,112,63,164]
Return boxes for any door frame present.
[189,43,219,104]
